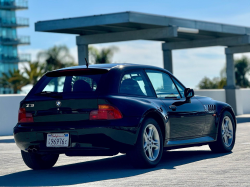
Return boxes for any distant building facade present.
[0,0,30,94]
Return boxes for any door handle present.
[169,105,177,111]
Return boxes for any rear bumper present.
[13,117,140,155]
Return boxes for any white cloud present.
[92,41,163,67]
[173,47,226,88]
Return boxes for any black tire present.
[209,111,236,153]
[21,150,59,170]
[127,118,163,168]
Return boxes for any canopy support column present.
[77,41,88,65]
[162,44,173,73]
[224,48,242,115]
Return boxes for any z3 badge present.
[26,104,34,107]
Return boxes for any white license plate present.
[46,133,69,147]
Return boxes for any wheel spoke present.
[223,133,227,142]
[144,132,148,142]
[148,147,153,159]
[148,127,154,138]
[222,130,225,135]
[227,130,233,138]
[152,143,159,150]
[224,119,229,129]
[152,139,158,144]
[222,123,225,131]
[223,134,229,145]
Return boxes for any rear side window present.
[29,69,107,96]
[145,70,181,99]
[119,70,154,97]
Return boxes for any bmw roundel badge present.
[56,100,62,107]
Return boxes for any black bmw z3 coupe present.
[14,63,236,169]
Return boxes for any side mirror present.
[184,88,194,98]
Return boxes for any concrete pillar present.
[77,44,88,65]
[225,52,236,88]
[224,48,241,115]
[162,47,173,73]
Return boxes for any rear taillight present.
[18,108,33,123]
[89,104,123,120]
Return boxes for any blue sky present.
[17,0,250,89]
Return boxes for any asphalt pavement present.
[0,118,249,186]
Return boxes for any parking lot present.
[0,118,249,186]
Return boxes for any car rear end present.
[14,67,138,157]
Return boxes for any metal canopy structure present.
[35,11,250,114]
[36,11,250,39]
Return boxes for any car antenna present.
[85,58,89,68]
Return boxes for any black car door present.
[145,69,206,139]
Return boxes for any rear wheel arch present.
[127,116,164,168]
[140,110,166,141]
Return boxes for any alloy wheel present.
[143,124,160,161]
[221,116,234,147]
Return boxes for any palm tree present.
[89,46,118,64]
[220,56,250,88]
[0,46,76,94]
[37,45,76,72]
[22,61,44,86]
[234,56,250,88]
[0,72,11,91]
[198,56,250,89]
[0,69,27,93]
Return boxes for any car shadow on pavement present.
[0,139,15,143]
[0,150,231,186]
[237,116,250,123]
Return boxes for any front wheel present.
[209,111,236,153]
[127,118,163,168]
[21,150,59,170]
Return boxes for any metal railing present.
[16,17,29,26]
[18,35,29,44]
[0,53,31,63]
[18,53,30,62]
[0,35,30,45]
[0,17,29,27]
[0,0,28,9]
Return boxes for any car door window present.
[120,70,154,97]
[172,77,185,98]
[145,70,181,99]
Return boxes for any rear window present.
[29,69,107,96]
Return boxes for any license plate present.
[46,133,69,147]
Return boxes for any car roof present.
[56,63,171,74]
